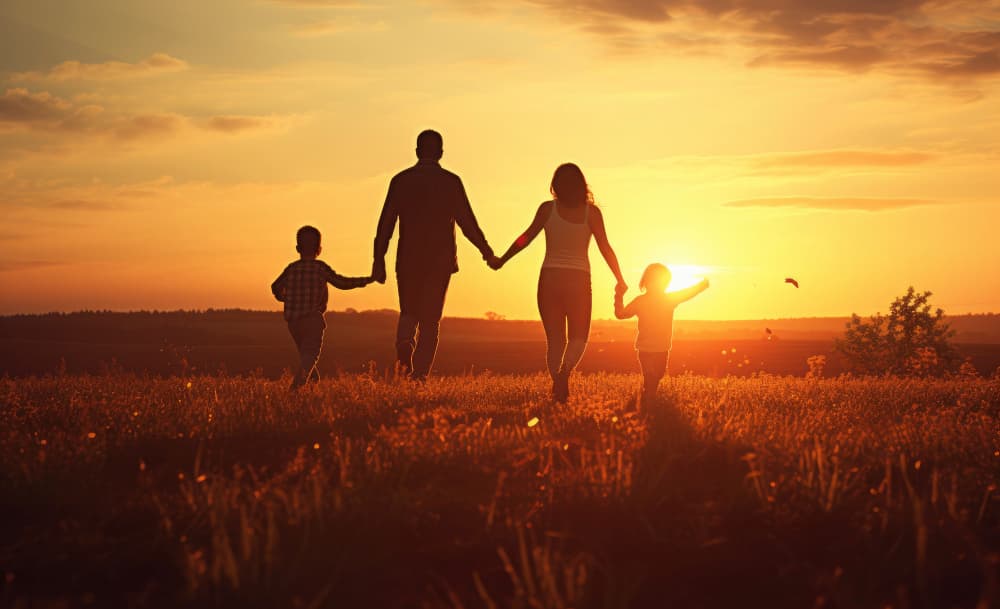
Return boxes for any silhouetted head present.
[550,163,594,208]
[296,225,322,258]
[416,129,443,161]
[640,263,671,293]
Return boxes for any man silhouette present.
[372,130,497,380]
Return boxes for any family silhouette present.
[272,130,709,402]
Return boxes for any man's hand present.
[487,254,504,270]
[615,281,628,297]
[372,260,387,284]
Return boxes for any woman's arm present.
[495,202,551,268]
[614,290,640,320]
[589,206,626,290]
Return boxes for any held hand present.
[615,281,628,296]
[487,254,504,271]
[372,260,387,284]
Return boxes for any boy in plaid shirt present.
[271,226,372,389]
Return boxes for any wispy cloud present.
[268,0,369,6]
[113,113,185,140]
[723,196,943,211]
[11,53,189,82]
[293,19,388,37]
[750,149,935,173]
[441,0,1000,81]
[47,199,119,211]
[0,260,64,272]
[202,115,276,134]
[1,88,285,144]
[0,88,72,124]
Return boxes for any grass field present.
[2,372,998,608]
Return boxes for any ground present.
[1,372,998,608]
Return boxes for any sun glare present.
[664,264,712,290]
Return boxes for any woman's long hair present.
[550,163,594,208]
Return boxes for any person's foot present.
[552,373,569,403]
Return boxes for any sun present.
[665,264,712,290]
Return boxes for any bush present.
[835,287,959,376]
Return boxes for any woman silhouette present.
[493,163,626,402]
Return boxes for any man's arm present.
[324,264,372,291]
[668,278,710,304]
[453,178,494,260]
[372,178,399,283]
[270,267,289,302]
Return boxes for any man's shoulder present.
[398,163,462,181]
[436,165,462,182]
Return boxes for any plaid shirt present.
[271,259,369,321]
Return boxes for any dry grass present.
[1,372,998,608]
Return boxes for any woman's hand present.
[615,280,628,296]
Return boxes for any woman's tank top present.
[541,201,592,273]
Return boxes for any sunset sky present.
[2,0,1000,321]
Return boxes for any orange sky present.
[2,0,1000,320]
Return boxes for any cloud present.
[723,196,942,211]
[114,114,184,140]
[0,88,72,123]
[293,19,389,37]
[0,260,64,272]
[0,88,282,144]
[752,149,935,170]
[11,53,189,82]
[47,199,118,211]
[269,0,368,6]
[443,0,1000,81]
[202,115,275,133]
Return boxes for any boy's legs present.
[289,312,326,389]
[638,351,668,402]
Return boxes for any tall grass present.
[1,372,997,608]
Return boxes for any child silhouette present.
[615,264,708,402]
[272,226,373,389]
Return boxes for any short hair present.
[416,129,443,159]
[640,263,671,292]
[296,225,321,255]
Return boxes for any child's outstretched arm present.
[324,265,373,291]
[614,285,639,320]
[271,267,289,302]
[668,278,710,304]
[494,202,550,269]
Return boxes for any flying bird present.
[765,328,772,335]
[785,277,799,288]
